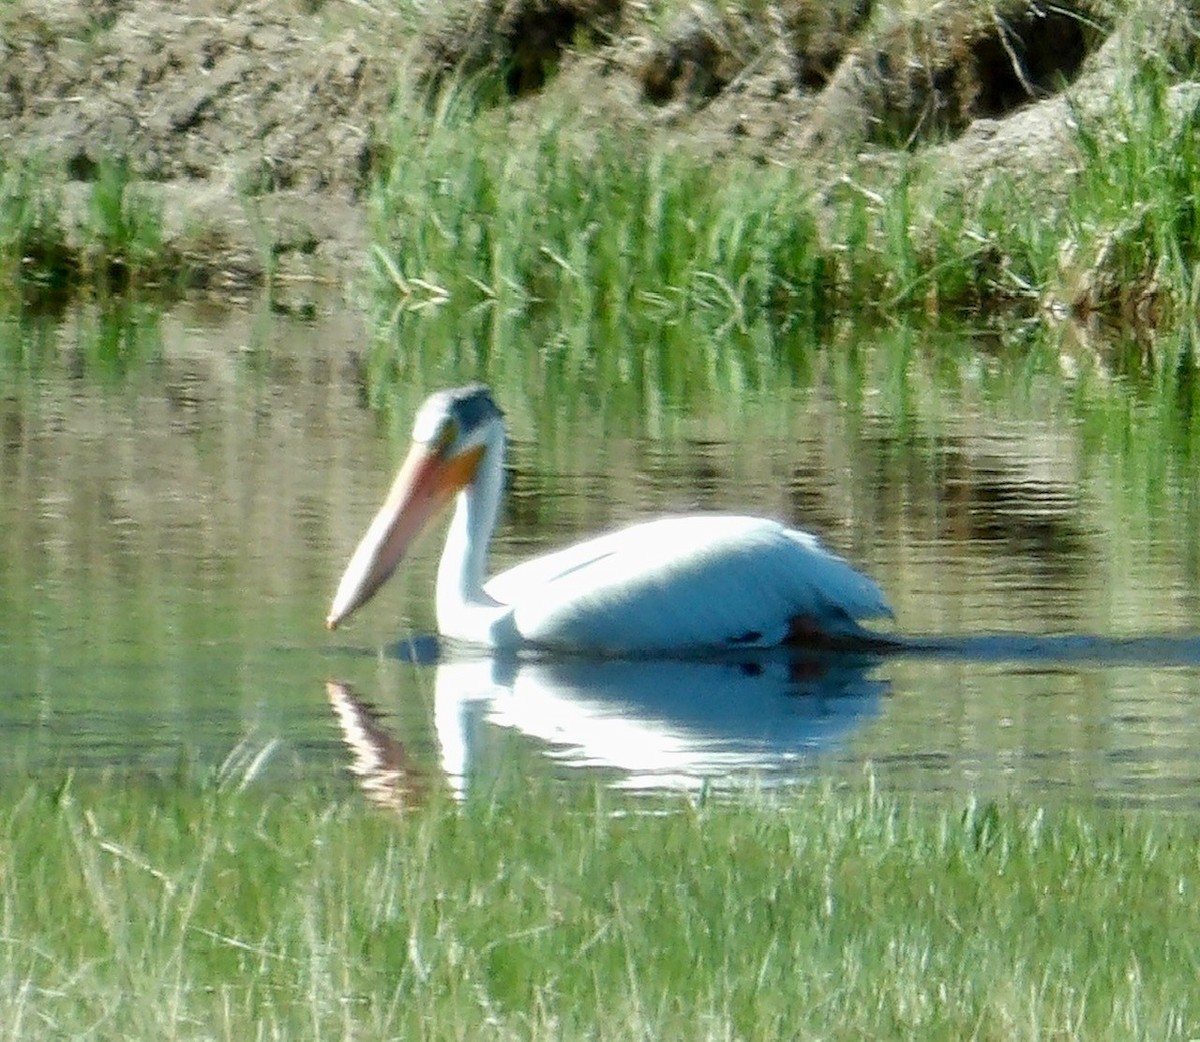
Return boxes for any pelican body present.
[326,385,893,654]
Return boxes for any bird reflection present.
[327,648,888,807]
[325,680,430,811]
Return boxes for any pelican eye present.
[412,404,459,451]
[433,418,459,454]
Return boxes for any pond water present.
[3,301,1200,808]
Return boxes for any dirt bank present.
[2,0,399,295]
[1,0,1194,299]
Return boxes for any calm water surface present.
[3,302,1200,807]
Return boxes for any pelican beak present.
[325,441,484,630]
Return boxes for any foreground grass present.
[1,775,1196,1040]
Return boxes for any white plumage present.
[488,516,890,651]
[326,385,893,654]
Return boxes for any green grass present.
[369,82,830,335]
[367,95,1026,349]
[1,774,1197,1040]
[1,155,173,302]
[365,27,1200,349]
[0,157,73,295]
[366,98,1081,332]
[77,157,171,290]
[1063,62,1200,318]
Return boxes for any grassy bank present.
[4,4,1199,330]
[368,53,1200,340]
[1,775,1196,1039]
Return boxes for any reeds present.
[0,157,72,293]
[369,84,829,336]
[366,46,1200,348]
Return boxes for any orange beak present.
[325,442,484,630]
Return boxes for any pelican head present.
[326,384,502,630]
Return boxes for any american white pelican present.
[326,384,894,653]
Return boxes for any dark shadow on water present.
[340,629,1200,668]
[894,632,1200,666]
[321,634,442,664]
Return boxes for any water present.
[3,302,1200,807]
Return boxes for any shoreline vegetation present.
[2,773,1197,1039]
[0,0,1198,329]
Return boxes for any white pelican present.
[326,384,894,653]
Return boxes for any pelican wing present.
[485,516,891,653]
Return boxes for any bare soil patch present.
[2,0,399,292]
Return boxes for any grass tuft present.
[0,157,74,296]
[79,158,171,290]
[1062,62,1200,320]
